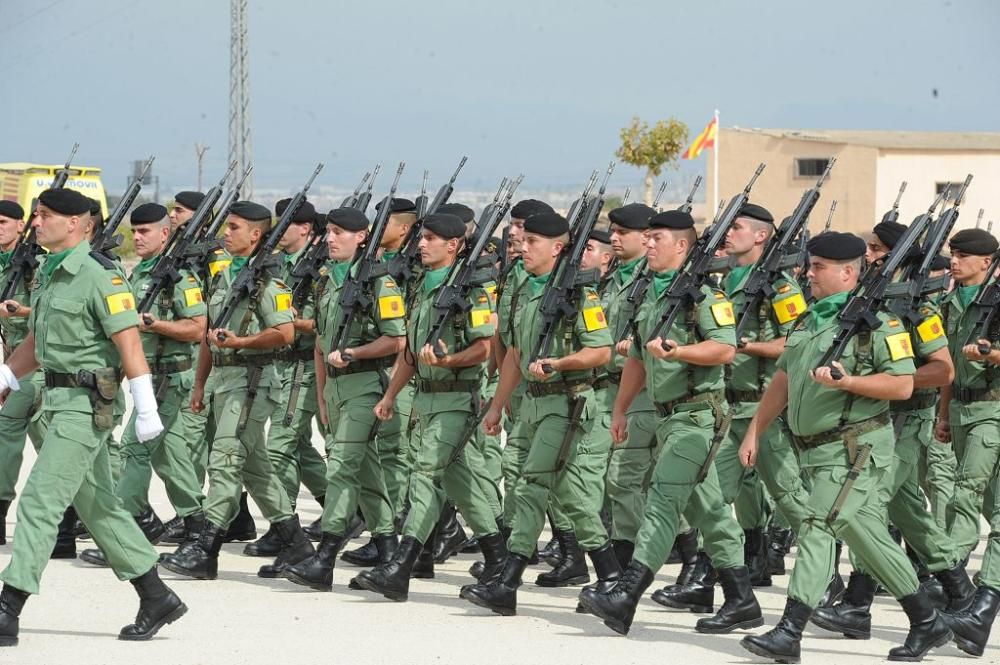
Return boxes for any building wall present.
[875,151,1000,232]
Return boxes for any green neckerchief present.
[382,249,399,260]
[809,290,850,328]
[527,271,551,296]
[617,256,643,283]
[136,256,158,274]
[227,255,249,279]
[422,265,451,295]
[957,284,980,309]
[330,260,351,286]
[652,269,677,298]
[39,246,74,280]
[725,264,752,295]
[0,249,12,271]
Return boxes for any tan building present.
[707,128,1000,235]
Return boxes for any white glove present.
[0,365,20,394]
[129,374,164,442]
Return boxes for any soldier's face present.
[170,204,194,231]
[0,215,23,248]
[326,224,362,262]
[610,224,646,260]
[418,230,456,268]
[279,221,310,252]
[807,257,855,299]
[949,251,992,285]
[132,223,170,259]
[508,219,525,253]
[521,232,562,275]
[381,215,409,247]
[581,240,609,273]
[32,204,82,251]
[645,229,683,272]
[223,216,262,256]
[725,217,764,257]
[865,233,889,264]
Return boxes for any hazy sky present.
[2,0,998,198]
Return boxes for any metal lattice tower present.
[228,0,253,198]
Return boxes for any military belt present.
[44,368,122,390]
[151,358,192,375]
[792,412,891,450]
[527,378,593,398]
[725,388,763,404]
[654,390,724,418]
[275,348,314,362]
[891,392,938,413]
[416,379,481,394]
[325,357,390,378]
[594,371,622,391]
[953,386,1000,403]
[211,353,276,368]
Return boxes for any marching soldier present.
[0,188,185,645]
[739,232,950,663]
[161,200,313,581]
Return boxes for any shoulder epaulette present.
[88,250,118,270]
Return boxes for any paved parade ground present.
[0,444,992,665]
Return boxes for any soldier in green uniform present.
[281,207,404,591]
[580,209,762,637]
[461,211,616,617]
[244,198,328,558]
[812,220,974,640]
[161,200,312,581]
[0,188,186,645]
[350,212,506,600]
[80,204,209,567]
[739,231,950,663]
[0,201,46,547]
[935,228,1000,656]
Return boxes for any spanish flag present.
[682,115,718,160]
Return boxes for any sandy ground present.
[0,440,995,664]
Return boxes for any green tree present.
[615,116,689,206]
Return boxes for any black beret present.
[0,200,24,220]
[649,210,694,230]
[130,203,168,225]
[375,197,417,214]
[524,212,569,238]
[326,207,369,232]
[949,228,999,256]
[88,198,102,216]
[437,203,475,224]
[38,188,91,216]
[930,254,951,271]
[510,199,554,220]
[422,212,466,239]
[229,200,272,223]
[590,229,612,244]
[275,198,316,224]
[174,191,205,211]
[807,231,866,260]
[608,203,655,230]
[872,220,907,249]
[739,203,774,224]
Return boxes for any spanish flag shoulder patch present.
[885,332,915,361]
[917,314,944,343]
[106,292,136,315]
[110,277,124,286]
[772,293,806,325]
[711,301,736,326]
[582,306,607,332]
[378,294,405,319]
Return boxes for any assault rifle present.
[210,163,323,338]
[415,170,429,218]
[652,181,668,210]
[91,156,155,261]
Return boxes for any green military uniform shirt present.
[0,249,31,352]
[895,301,948,410]
[942,286,998,423]
[130,258,207,365]
[280,245,317,354]
[604,257,654,412]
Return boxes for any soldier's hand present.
[811,362,851,389]
[934,418,951,443]
[327,350,350,368]
[419,341,450,366]
[647,338,678,360]
[190,386,205,414]
[528,359,556,380]
[482,406,502,436]
[963,341,994,362]
[739,437,758,468]
[611,411,628,445]
[139,313,158,332]
[374,398,395,421]
[0,300,26,318]
[209,328,242,349]
[615,339,632,357]
[317,399,329,426]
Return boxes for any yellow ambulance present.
[0,162,108,218]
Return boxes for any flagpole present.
[713,108,720,217]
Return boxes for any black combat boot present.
[161,514,185,544]
[650,551,715,613]
[258,515,314,578]
[432,503,468,564]
[341,537,380,567]
[611,539,635,568]
[461,553,529,616]
[818,541,845,607]
[162,512,205,546]
[539,535,562,567]
[578,560,655,635]
[745,528,772,588]
[412,528,436,579]
[671,529,700,588]
[810,571,878,639]
[0,585,28,647]
[887,590,953,661]
[283,533,347,591]
[934,562,977,613]
[160,521,223,580]
[355,536,423,601]
[536,530,590,587]
[576,542,621,614]
[80,548,110,567]
[119,567,187,641]
[348,534,398,589]
[0,500,10,546]
[696,566,764,633]
[243,524,282,557]
[944,585,1000,657]
[476,532,508,583]
[469,517,509,579]
[134,505,165,545]
[221,492,256,543]
[51,506,77,559]
[741,597,812,664]
[766,523,795,576]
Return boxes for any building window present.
[795,158,831,178]
[936,182,966,204]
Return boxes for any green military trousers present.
[605,403,659,544]
[753,416,811,534]
[507,390,608,557]
[266,359,328,509]
[918,434,957,530]
[787,432,920,607]
[0,410,158,594]
[633,403,744,572]
[203,385,292,528]
[947,401,1000,588]
[118,372,205,518]
[500,394,530,528]
[401,394,499,543]
[717,410,770,530]
[0,372,44,501]
[320,389,395,537]
[375,382,414,519]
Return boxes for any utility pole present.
[195,143,209,191]
[228,0,253,197]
